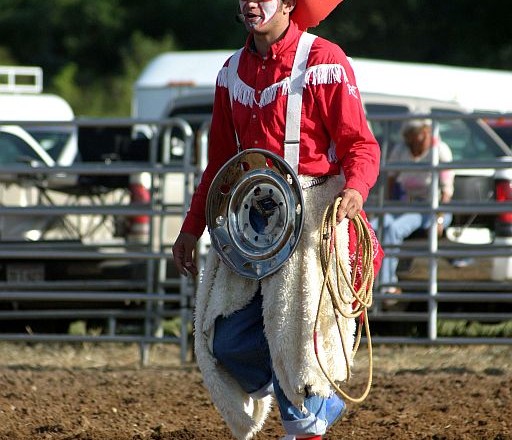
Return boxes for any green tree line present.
[0,0,510,116]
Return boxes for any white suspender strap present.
[284,32,317,174]
[227,48,243,152]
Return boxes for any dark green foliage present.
[321,0,512,69]
[0,0,509,116]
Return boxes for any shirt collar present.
[244,20,301,58]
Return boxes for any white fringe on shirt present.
[217,63,345,109]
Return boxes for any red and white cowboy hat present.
[292,0,344,30]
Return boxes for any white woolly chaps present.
[194,175,355,440]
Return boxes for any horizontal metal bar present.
[0,292,182,302]
[438,313,512,321]
[0,205,159,216]
[0,116,204,127]
[370,311,512,321]
[0,158,508,176]
[5,110,511,126]
[0,250,170,259]
[367,203,512,215]
[435,292,512,302]
[0,280,147,291]
[396,281,512,291]
[1,202,509,217]
[0,205,188,217]
[370,337,512,345]
[0,309,181,320]
[368,111,512,122]
[373,293,430,301]
[0,333,182,344]
[381,160,512,171]
[373,292,512,301]
[0,333,510,347]
[0,244,512,260]
[382,248,512,258]
[0,162,196,175]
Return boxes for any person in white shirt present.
[373,119,454,293]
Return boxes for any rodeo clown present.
[172,0,384,439]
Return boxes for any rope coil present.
[314,196,374,403]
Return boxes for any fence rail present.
[0,114,511,364]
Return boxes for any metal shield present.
[206,148,304,280]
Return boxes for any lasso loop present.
[314,196,374,403]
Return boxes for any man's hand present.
[336,188,363,223]
[172,232,199,276]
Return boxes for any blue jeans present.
[371,212,452,286]
[212,289,331,436]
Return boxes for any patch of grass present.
[67,320,102,336]
[438,320,512,337]
[162,317,192,337]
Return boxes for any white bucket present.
[491,236,512,281]
[445,226,493,245]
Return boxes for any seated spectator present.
[371,119,455,294]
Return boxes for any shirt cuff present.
[344,178,369,202]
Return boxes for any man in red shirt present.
[172,1,382,439]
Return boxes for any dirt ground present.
[0,342,510,440]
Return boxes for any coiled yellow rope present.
[314,196,375,403]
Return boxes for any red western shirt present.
[182,21,380,241]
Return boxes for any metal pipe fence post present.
[428,121,441,341]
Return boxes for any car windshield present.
[0,131,46,164]
[484,118,512,148]
[26,127,72,162]
[431,109,510,161]
[491,126,512,147]
[366,104,511,162]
